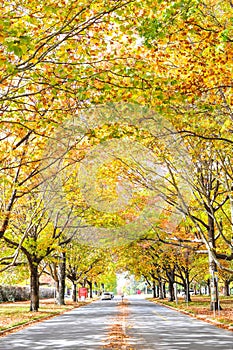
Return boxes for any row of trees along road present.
[115,239,233,303]
[0,0,233,311]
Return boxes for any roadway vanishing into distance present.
[0,295,232,350]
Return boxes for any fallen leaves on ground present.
[103,300,135,350]
[152,296,233,331]
[0,299,88,336]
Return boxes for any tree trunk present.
[29,262,39,312]
[152,280,156,298]
[207,279,210,296]
[209,263,221,311]
[57,252,66,305]
[168,279,175,301]
[48,262,59,303]
[223,280,230,297]
[208,214,221,311]
[184,270,192,302]
[90,283,92,299]
[72,282,77,302]
[158,278,164,299]
[55,279,59,303]
[87,280,92,298]
[166,269,175,302]
[163,282,166,298]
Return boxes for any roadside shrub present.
[0,285,54,302]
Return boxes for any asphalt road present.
[0,295,232,349]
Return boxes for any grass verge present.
[0,298,89,336]
[149,295,233,331]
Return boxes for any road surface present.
[0,295,232,349]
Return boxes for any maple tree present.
[64,240,112,301]
[0,0,143,241]
[0,1,145,302]
[137,0,232,117]
[132,137,232,308]
[129,0,233,307]
[2,191,80,311]
[0,0,232,315]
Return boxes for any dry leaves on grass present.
[0,299,86,336]
[154,297,233,331]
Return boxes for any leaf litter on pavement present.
[102,299,136,350]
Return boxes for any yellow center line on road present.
[152,310,169,321]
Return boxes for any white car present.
[101,292,113,300]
